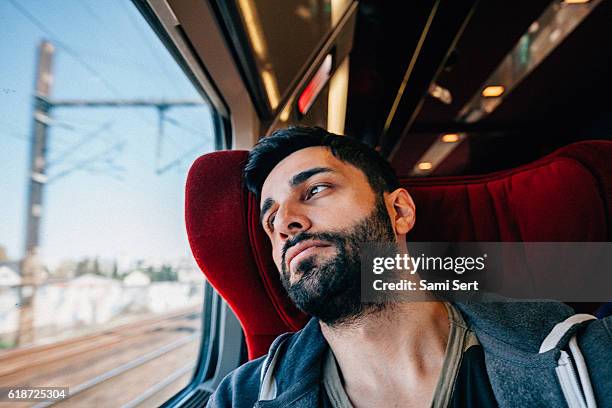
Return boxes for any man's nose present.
[276,204,311,239]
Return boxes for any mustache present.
[281,231,345,266]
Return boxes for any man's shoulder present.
[206,353,266,408]
[207,320,327,407]
[579,314,612,401]
[580,313,612,354]
[207,330,305,407]
[454,300,575,351]
[456,301,612,407]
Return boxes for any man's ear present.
[387,188,416,235]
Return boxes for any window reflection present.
[460,0,601,122]
[236,0,353,110]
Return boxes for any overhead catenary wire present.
[7,0,176,136]
[75,0,169,78]
[164,115,208,138]
[47,141,125,184]
[77,0,105,24]
[7,0,211,181]
[156,141,208,175]
[0,130,29,142]
[7,0,124,99]
[114,0,183,97]
[47,121,115,168]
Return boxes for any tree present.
[111,260,119,280]
[92,257,101,276]
[75,258,89,276]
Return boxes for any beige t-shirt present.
[322,303,479,408]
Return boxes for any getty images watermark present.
[360,242,612,302]
[372,252,487,291]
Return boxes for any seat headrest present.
[185,141,611,359]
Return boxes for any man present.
[207,126,611,407]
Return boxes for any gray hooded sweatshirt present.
[206,301,612,407]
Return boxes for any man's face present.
[259,146,397,325]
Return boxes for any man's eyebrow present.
[260,197,275,224]
[259,167,334,224]
[289,167,334,187]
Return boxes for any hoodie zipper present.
[556,350,587,408]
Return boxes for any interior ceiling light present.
[428,83,452,105]
[238,0,266,59]
[481,85,505,98]
[327,57,350,135]
[261,69,280,109]
[237,0,282,111]
[442,133,459,143]
[563,0,590,4]
[410,133,467,176]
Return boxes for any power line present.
[114,0,183,96]
[48,121,114,168]
[82,159,126,181]
[164,115,208,138]
[7,0,164,135]
[55,47,168,76]
[41,95,207,170]
[0,119,28,133]
[77,0,105,25]
[44,98,205,107]
[7,0,123,98]
[12,0,213,167]
[53,115,113,126]
[47,142,125,184]
[75,0,163,77]
[1,130,28,142]
[7,3,211,184]
[156,141,207,175]
[48,119,76,132]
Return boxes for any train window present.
[0,1,217,406]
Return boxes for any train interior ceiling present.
[140,0,612,177]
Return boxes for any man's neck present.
[320,302,450,408]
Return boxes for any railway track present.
[0,307,198,374]
[0,307,203,407]
[34,334,198,408]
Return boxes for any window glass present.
[0,1,212,405]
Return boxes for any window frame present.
[130,0,236,405]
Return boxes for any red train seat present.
[185,140,612,360]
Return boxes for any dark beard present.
[280,197,396,327]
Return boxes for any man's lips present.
[284,240,331,270]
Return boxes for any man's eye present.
[266,213,276,231]
[305,185,328,200]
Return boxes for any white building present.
[0,262,21,286]
[123,270,151,286]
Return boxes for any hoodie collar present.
[261,300,574,405]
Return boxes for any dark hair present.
[243,126,399,197]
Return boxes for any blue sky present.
[0,0,215,267]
